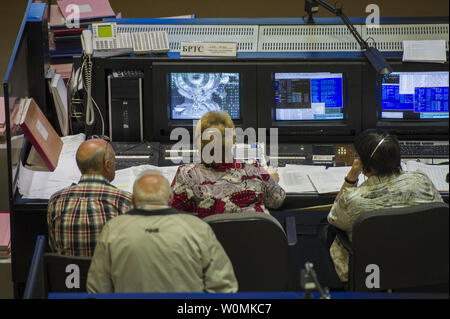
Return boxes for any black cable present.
[312,0,369,49]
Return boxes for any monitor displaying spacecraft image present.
[169,72,241,120]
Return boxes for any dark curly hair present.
[354,129,402,177]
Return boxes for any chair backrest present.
[203,212,290,291]
[23,235,46,299]
[349,202,449,292]
[43,253,92,293]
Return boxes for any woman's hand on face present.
[266,166,280,183]
[347,158,363,181]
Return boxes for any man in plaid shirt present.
[47,138,133,256]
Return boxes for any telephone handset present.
[81,30,94,126]
[81,29,93,55]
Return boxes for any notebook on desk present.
[0,97,5,141]
[0,212,11,259]
[57,0,115,22]
[49,4,106,29]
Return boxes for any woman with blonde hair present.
[171,111,286,219]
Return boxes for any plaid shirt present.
[47,174,133,256]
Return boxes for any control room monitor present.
[274,72,344,121]
[380,71,449,120]
[169,72,241,120]
[151,63,257,141]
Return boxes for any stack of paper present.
[49,0,116,58]
[0,97,5,142]
[49,73,69,136]
[307,166,353,194]
[278,165,326,193]
[112,165,179,194]
[402,40,447,63]
[278,165,369,194]
[51,63,74,83]
[18,134,85,199]
[0,212,11,259]
[404,161,449,192]
[57,0,115,22]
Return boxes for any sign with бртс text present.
[180,42,237,57]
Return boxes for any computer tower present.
[107,70,144,142]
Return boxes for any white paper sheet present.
[405,161,449,192]
[278,165,326,194]
[18,134,85,199]
[307,166,352,194]
[111,165,179,194]
[402,40,447,63]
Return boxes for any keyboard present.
[111,142,154,155]
[111,142,161,168]
[399,141,449,158]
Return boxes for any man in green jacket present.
[87,170,238,293]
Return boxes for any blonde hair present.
[195,111,235,164]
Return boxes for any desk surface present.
[12,187,449,210]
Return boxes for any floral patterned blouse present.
[171,161,286,218]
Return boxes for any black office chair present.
[23,235,46,299]
[24,235,93,297]
[44,253,92,293]
[335,202,449,292]
[204,212,297,292]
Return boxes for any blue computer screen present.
[170,73,240,120]
[381,72,449,120]
[274,73,344,121]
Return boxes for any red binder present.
[0,97,5,135]
[0,212,11,258]
[16,98,63,171]
[57,0,115,22]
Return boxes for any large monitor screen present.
[170,72,240,120]
[380,71,449,120]
[274,72,344,121]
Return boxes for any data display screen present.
[380,71,449,120]
[98,25,113,38]
[274,72,344,121]
[169,73,240,120]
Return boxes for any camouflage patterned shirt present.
[327,170,444,282]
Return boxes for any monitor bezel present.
[379,71,449,121]
[363,59,449,140]
[273,72,345,122]
[168,72,242,121]
[152,62,258,141]
[257,61,363,143]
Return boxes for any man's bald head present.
[133,171,172,207]
[76,139,115,180]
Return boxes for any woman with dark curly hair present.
[327,129,443,283]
